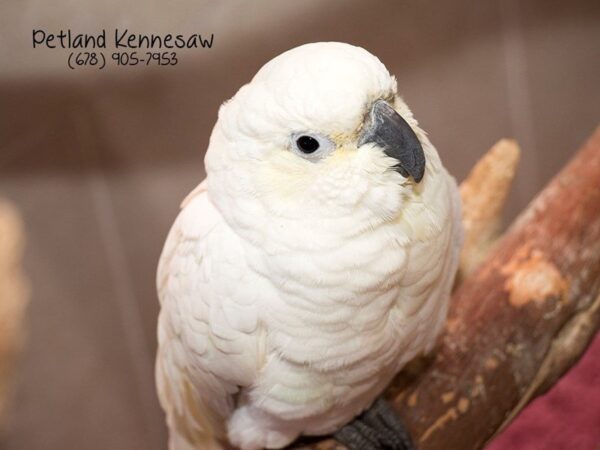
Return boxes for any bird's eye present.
[291,132,334,160]
[296,135,320,154]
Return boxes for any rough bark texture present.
[300,127,600,450]
[458,139,520,280]
[0,198,28,432]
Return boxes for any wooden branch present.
[302,127,600,450]
[0,198,28,432]
[458,139,520,280]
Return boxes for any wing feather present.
[156,181,259,450]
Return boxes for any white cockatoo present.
[156,42,462,450]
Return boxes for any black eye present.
[296,135,320,154]
[291,132,334,160]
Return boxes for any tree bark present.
[301,126,600,450]
[458,139,520,280]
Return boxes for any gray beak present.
[358,100,426,183]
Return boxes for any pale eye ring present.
[290,132,335,160]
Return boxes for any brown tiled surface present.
[0,1,598,449]
[521,0,600,182]
[0,175,162,449]
[0,101,165,449]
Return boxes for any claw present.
[334,399,416,450]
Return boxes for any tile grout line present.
[72,103,164,447]
[87,170,164,434]
[500,0,540,190]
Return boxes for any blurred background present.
[0,1,599,449]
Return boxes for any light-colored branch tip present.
[0,198,29,432]
[459,139,521,278]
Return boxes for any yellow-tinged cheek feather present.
[324,143,355,163]
[331,132,355,147]
[258,143,358,199]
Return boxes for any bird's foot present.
[333,398,416,450]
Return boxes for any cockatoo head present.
[205,42,442,237]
